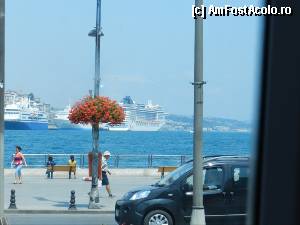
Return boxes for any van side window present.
[232,166,249,190]
[185,167,224,190]
[204,167,223,190]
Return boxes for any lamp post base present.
[88,202,102,209]
[190,207,206,225]
[0,216,8,225]
[88,187,101,209]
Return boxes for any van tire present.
[143,209,173,225]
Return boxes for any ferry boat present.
[5,104,48,130]
[4,91,49,130]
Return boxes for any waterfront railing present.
[10,153,192,168]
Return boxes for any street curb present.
[4,209,114,214]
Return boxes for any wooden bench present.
[47,165,76,178]
[158,166,177,178]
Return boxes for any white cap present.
[103,151,111,156]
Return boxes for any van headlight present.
[121,192,132,200]
[129,190,151,201]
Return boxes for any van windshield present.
[156,162,192,186]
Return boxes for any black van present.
[115,155,249,225]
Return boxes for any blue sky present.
[6,0,263,121]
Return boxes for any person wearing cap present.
[102,151,114,197]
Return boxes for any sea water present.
[5,130,252,168]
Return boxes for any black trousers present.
[69,170,76,179]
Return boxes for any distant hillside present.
[161,115,251,132]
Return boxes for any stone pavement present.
[4,169,159,212]
[6,214,117,225]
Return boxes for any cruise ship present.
[4,91,48,130]
[51,105,92,130]
[107,96,166,131]
[53,96,167,131]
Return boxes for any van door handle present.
[222,192,228,204]
[185,191,193,196]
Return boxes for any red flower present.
[68,96,125,125]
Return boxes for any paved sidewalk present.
[4,170,159,212]
[6,214,117,225]
[7,214,117,225]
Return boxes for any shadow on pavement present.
[33,196,95,209]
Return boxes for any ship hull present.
[52,119,81,130]
[5,121,48,130]
[52,119,108,130]
[108,127,129,131]
[105,120,164,131]
[128,121,164,131]
[129,125,161,131]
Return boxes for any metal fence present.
[11,153,193,168]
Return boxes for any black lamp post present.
[88,0,103,209]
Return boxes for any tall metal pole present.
[89,0,102,209]
[191,0,206,224]
[0,0,4,221]
[94,0,101,96]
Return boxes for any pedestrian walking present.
[102,151,114,197]
[46,155,56,179]
[11,146,27,184]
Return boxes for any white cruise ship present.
[107,96,167,131]
[53,96,166,131]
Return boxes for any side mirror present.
[203,184,209,191]
[182,183,193,192]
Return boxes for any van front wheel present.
[143,209,173,225]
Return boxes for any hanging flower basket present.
[68,96,125,125]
